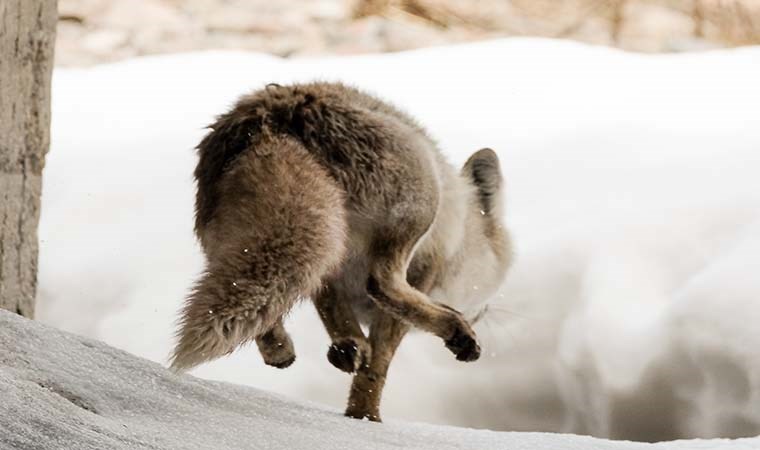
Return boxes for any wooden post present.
[0,0,57,318]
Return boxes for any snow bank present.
[38,38,760,441]
[3,310,760,450]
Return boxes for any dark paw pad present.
[327,339,363,373]
[266,355,295,369]
[445,327,481,362]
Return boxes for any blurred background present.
[57,0,760,66]
[37,0,760,444]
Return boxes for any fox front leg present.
[314,285,372,373]
[345,311,409,422]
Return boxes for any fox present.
[169,82,512,421]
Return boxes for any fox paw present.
[258,336,296,369]
[438,307,480,362]
[445,325,481,362]
[327,338,370,373]
[344,407,382,422]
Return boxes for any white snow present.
[3,310,760,449]
[37,38,760,443]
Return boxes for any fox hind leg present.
[256,319,296,369]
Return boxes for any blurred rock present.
[310,1,348,21]
[55,0,760,66]
[619,3,696,52]
[81,29,129,55]
[205,10,289,34]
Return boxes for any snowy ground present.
[3,310,760,450]
[37,39,760,442]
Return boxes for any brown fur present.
[256,319,296,368]
[170,133,346,370]
[170,82,512,421]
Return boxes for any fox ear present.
[462,148,502,215]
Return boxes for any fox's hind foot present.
[256,320,296,369]
[327,337,371,373]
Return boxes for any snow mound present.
[38,38,760,440]
[1,310,758,450]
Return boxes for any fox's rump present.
[170,135,346,371]
[173,82,444,371]
[193,82,435,231]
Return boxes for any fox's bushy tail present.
[170,134,346,371]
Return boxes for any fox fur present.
[170,82,512,421]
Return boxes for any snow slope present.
[37,38,760,441]
[3,310,760,450]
